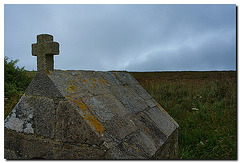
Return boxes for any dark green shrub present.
[4,57,32,98]
[4,57,34,117]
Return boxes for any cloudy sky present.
[4,4,236,71]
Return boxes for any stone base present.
[4,129,107,160]
[5,128,178,160]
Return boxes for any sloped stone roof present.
[6,70,178,159]
[5,70,178,159]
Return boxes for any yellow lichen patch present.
[83,115,105,135]
[146,127,150,131]
[66,95,71,100]
[98,78,106,85]
[156,102,163,109]
[67,85,76,93]
[46,69,51,75]
[162,108,170,116]
[76,101,88,111]
[92,78,97,86]
[73,99,78,104]
[112,72,117,77]
[82,79,87,83]
[129,144,139,152]
[65,95,106,135]
[76,100,105,134]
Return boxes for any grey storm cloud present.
[4,4,236,71]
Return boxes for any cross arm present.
[32,42,59,56]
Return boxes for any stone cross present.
[32,34,59,72]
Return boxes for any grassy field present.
[130,71,237,159]
[4,70,236,159]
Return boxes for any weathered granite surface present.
[5,70,179,159]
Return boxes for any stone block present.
[110,85,148,114]
[5,129,55,159]
[144,106,178,137]
[103,117,138,141]
[130,111,167,148]
[98,71,121,86]
[110,130,157,159]
[54,100,102,145]
[25,73,63,98]
[48,70,91,98]
[82,94,131,122]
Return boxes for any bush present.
[4,57,34,117]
